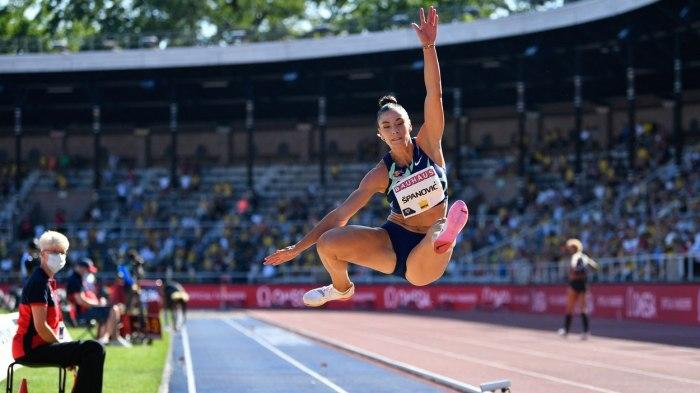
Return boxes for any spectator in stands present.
[12,230,105,393]
[557,238,599,340]
[19,238,40,285]
[66,257,131,346]
[0,248,10,274]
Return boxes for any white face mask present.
[47,252,66,273]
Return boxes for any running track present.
[168,313,454,393]
[169,310,700,393]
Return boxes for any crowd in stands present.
[1,119,699,285]
[0,163,15,199]
[463,122,700,282]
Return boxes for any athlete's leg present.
[578,290,590,334]
[405,201,469,286]
[404,218,452,286]
[558,287,577,335]
[565,288,577,314]
[316,225,397,292]
[578,290,589,313]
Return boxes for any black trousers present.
[15,340,105,393]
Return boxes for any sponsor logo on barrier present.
[187,289,246,302]
[189,290,218,301]
[256,286,306,308]
[481,287,511,308]
[626,288,657,319]
[180,284,700,325]
[548,294,567,307]
[586,292,595,314]
[596,295,624,308]
[531,291,547,312]
[383,287,432,309]
[352,292,377,303]
[513,293,530,306]
[660,297,693,312]
[222,291,247,302]
[436,292,478,304]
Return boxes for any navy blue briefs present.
[381,221,426,279]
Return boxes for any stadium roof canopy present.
[0,0,698,130]
[0,0,657,73]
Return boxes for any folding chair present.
[5,361,67,393]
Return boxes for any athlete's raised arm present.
[412,6,445,157]
[584,253,600,271]
[263,163,387,266]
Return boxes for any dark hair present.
[376,94,405,122]
[378,95,398,107]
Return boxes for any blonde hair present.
[38,230,70,253]
[566,238,583,252]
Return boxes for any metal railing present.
[0,170,40,243]
[462,253,697,285]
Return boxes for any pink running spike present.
[434,200,469,254]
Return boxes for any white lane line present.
[279,315,620,392]
[223,319,349,393]
[251,317,484,393]
[157,330,175,393]
[370,334,622,393]
[181,326,197,393]
[381,313,700,366]
[512,330,700,366]
[430,333,700,386]
[290,317,619,393]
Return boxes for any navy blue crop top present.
[382,138,448,216]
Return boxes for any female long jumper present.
[264,6,469,307]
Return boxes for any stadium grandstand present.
[0,0,698,287]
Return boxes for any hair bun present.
[378,95,398,107]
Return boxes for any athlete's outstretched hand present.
[411,6,438,47]
[264,245,301,266]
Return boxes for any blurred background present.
[0,0,698,291]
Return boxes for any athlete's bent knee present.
[317,228,343,255]
[405,273,435,287]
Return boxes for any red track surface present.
[250,309,700,393]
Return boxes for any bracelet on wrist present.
[422,43,436,50]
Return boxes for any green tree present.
[308,0,561,35]
[207,0,306,42]
[0,0,561,53]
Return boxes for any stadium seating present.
[1,120,698,286]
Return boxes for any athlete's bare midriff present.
[387,199,447,234]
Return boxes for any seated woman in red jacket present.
[12,230,105,393]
